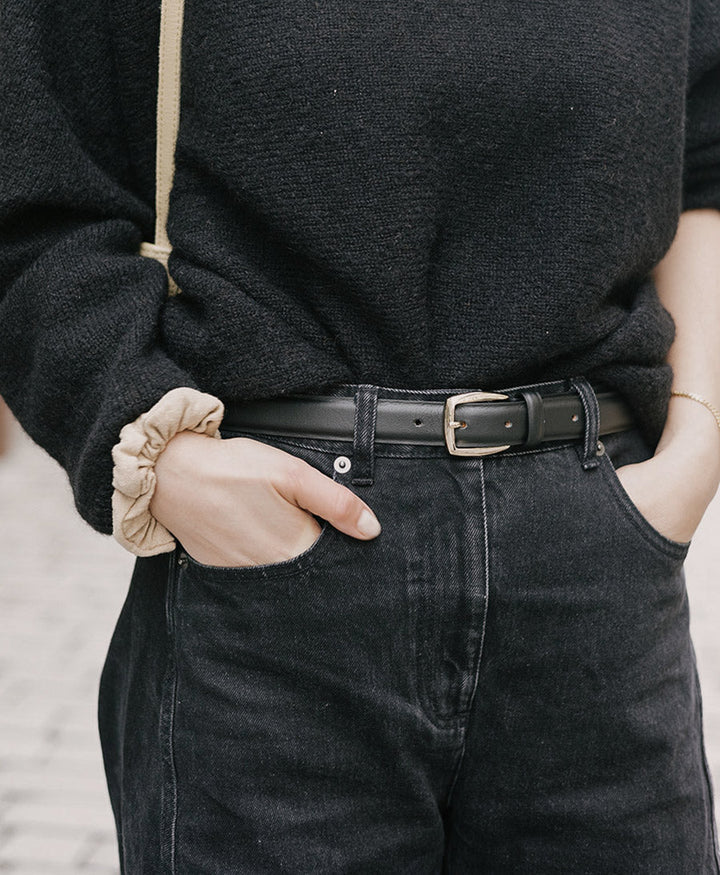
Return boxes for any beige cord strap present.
[138,0,185,296]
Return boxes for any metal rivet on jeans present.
[596,440,605,456]
[333,455,352,473]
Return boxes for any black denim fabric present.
[98,378,720,873]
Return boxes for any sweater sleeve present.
[682,0,720,212]
[0,0,199,535]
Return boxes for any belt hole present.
[504,420,513,429]
[414,418,423,426]
[571,413,579,422]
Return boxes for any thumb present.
[279,459,382,540]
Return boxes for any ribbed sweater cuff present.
[111,387,225,557]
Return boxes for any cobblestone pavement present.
[0,416,718,873]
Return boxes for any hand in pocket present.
[150,431,381,568]
[614,424,720,545]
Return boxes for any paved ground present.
[0,421,131,874]
[0,415,718,873]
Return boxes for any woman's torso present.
[111,0,703,445]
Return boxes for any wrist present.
[150,431,217,521]
[657,395,720,484]
[111,388,225,557]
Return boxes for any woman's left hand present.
[614,400,720,544]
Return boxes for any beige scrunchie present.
[111,387,225,556]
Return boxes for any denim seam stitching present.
[570,377,601,469]
[692,653,720,870]
[495,441,578,459]
[352,386,364,479]
[445,457,491,806]
[160,554,180,873]
[219,430,350,456]
[181,522,334,580]
[368,387,379,479]
[168,657,178,873]
[221,432,581,461]
[109,580,138,873]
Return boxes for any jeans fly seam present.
[445,457,491,807]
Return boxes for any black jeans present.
[98,378,719,873]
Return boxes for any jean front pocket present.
[177,430,342,583]
[594,428,691,564]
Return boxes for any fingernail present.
[357,508,382,537]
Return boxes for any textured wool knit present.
[1,1,720,535]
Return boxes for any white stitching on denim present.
[692,658,720,871]
[570,378,600,467]
[221,431,579,460]
[168,674,178,873]
[445,457,492,806]
[181,519,335,579]
[369,389,379,461]
[352,387,363,454]
[220,431,353,454]
[162,556,180,873]
[492,442,577,459]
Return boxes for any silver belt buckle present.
[443,391,511,456]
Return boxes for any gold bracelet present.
[670,391,720,432]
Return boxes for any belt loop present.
[569,376,601,470]
[518,389,545,449]
[352,384,379,486]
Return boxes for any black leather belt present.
[222,384,635,457]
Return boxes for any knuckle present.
[276,458,306,494]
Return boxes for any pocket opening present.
[176,439,343,579]
[179,510,336,580]
[595,438,691,561]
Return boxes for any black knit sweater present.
[1,1,719,535]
